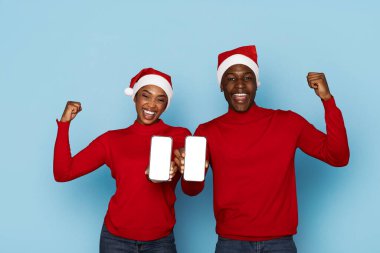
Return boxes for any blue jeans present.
[100,224,177,253]
[215,235,297,253]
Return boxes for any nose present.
[147,98,157,109]
[235,77,245,89]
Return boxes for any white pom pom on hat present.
[124,68,173,108]
[124,87,134,96]
[217,45,260,87]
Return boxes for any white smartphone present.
[149,136,173,181]
[183,136,207,182]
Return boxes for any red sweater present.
[182,97,349,241]
[54,119,190,241]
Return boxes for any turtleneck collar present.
[129,119,168,134]
[221,103,273,124]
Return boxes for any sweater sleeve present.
[53,120,108,182]
[297,97,350,167]
[180,125,209,196]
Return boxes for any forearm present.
[322,97,350,166]
[53,120,75,182]
[299,97,350,167]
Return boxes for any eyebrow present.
[141,89,152,94]
[141,89,167,97]
[225,71,254,75]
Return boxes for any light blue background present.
[1,0,379,252]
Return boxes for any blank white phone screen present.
[184,136,207,182]
[149,136,172,181]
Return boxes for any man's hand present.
[307,72,332,101]
[174,148,185,174]
[173,148,209,175]
[61,101,82,122]
[168,161,177,181]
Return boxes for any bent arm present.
[298,97,350,167]
[53,120,107,182]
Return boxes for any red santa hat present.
[217,45,260,87]
[124,68,173,108]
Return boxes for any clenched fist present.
[307,72,332,101]
[60,101,82,122]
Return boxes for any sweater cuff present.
[56,119,71,129]
[322,96,336,110]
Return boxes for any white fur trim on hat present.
[217,54,260,87]
[125,74,173,108]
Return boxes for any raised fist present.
[307,72,332,101]
[60,101,82,122]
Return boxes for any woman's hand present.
[61,101,82,122]
[145,161,177,183]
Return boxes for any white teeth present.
[233,93,248,97]
[143,109,155,115]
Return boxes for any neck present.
[222,102,270,124]
[129,118,167,134]
[136,117,160,125]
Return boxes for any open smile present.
[232,93,249,103]
[142,109,157,120]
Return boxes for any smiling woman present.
[134,85,168,125]
[53,68,191,253]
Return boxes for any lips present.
[232,93,248,103]
[142,109,156,120]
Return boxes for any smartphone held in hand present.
[184,136,207,182]
[149,136,173,181]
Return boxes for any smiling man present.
[177,45,350,253]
